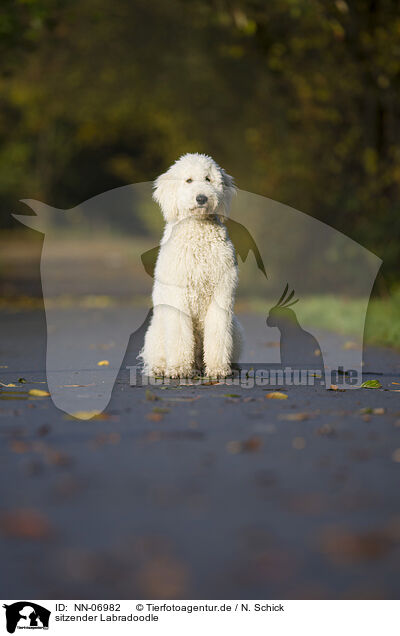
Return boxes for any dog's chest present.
[159,219,235,296]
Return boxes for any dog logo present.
[3,602,50,633]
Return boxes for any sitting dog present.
[140,152,243,378]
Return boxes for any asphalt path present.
[0,307,399,599]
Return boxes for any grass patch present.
[245,290,400,349]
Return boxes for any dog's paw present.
[141,364,166,377]
[151,365,167,377]
[205,365,232,379]
[166,365,194,379]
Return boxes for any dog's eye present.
[186,178,193,183]
[205,176,211,182]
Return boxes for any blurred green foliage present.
[0,0,399,284]
[249,288,400,349]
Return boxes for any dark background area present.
[0,0,399,286]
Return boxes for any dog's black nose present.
[196,194,208,205]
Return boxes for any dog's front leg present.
[204,274,235,378]
[162,298,195,379]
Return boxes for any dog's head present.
[153,153,236,223]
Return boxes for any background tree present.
[0,0,399,284]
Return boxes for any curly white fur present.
[140,153,243,378]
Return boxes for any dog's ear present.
[153,171,179,222]
[220,169,237,220]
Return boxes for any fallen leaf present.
[0,382,16,387]
[226,441,242,454]
[342,341,361,350]
[360,379,382,389]
[226,437,262,453]
[18,378,27,383]
[279,412,309,421]
[67,410,102,420]
[10,440,30,453]
[146,412,163,422]
[392,448,400,463]
[329,384,346,392]
[266,392,288,400]
[137,555,189,598]
[165,396,200,402]
[145,389,159,402]
[319,526,392,564]
[201,381,223,386]
[45,449,73,466]
[145,430,204,442]
[37,424,51,436]
[90,432,121,448]
[292,436,306,450]
[97,360,109,366]
[315,424,336,437]
[223,393,240,398]
[90,340,115,350]
[58,383,96,388]
[242,436,263,452]
[28,389,50,397]
[0,509,53,540]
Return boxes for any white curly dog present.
[141,153,243,378]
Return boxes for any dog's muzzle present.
[196,194,208,205]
